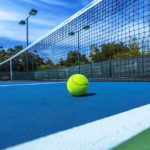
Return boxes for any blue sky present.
[0,0,93,49]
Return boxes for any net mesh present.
[0,0,150,80]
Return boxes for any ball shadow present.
[84,93,97,97]
[73,93,96,97]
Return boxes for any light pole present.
[19,9,38,80]
[68,25,90,73]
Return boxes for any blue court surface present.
[0,81,150,150]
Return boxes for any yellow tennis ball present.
[67,74,89,96]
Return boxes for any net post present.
[10,60,13,80]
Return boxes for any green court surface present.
[113,128,150,150]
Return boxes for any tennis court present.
[0,0,150,149]
[0,81,150,150]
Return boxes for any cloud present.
[0,7,64,44]
[40,0,69,7]
[0,20,51,43]
[80,0,92,6]
[0,10,22,21]
[21,0,46,8]
[31,18,58,27]
[0,9,58,27]
[22,0,69,8]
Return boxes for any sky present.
[0,0,93,49]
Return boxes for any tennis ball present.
[67,74,89,96]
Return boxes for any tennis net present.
[0,0,150,80]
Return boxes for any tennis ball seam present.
[72,76,89,86]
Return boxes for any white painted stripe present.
[5,104,150,150]
[0,82,65,87]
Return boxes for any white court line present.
[5,104,150,150]
[0,82,65,87]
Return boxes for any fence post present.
[91,62,93,78]
[57,68,59,79]
[64,67,66,79]
[10,60,13,80]
[32,54,34,80]
[48,70,49,80]
[110,60,112,78]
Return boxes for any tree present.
[88,41,140,62]
[80,54,89,65]
[89,44,102,62]
[127,38,141,58]
[101,42,130,61]
[59,50,89,67]
[45,59,54,69]
[32,55,45,71]
[0,45,24,72]
[36,64,48,71]
[0,45,23,62]
[59,58,66,67]
[0,49,8,62]
[66,50,78,66]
